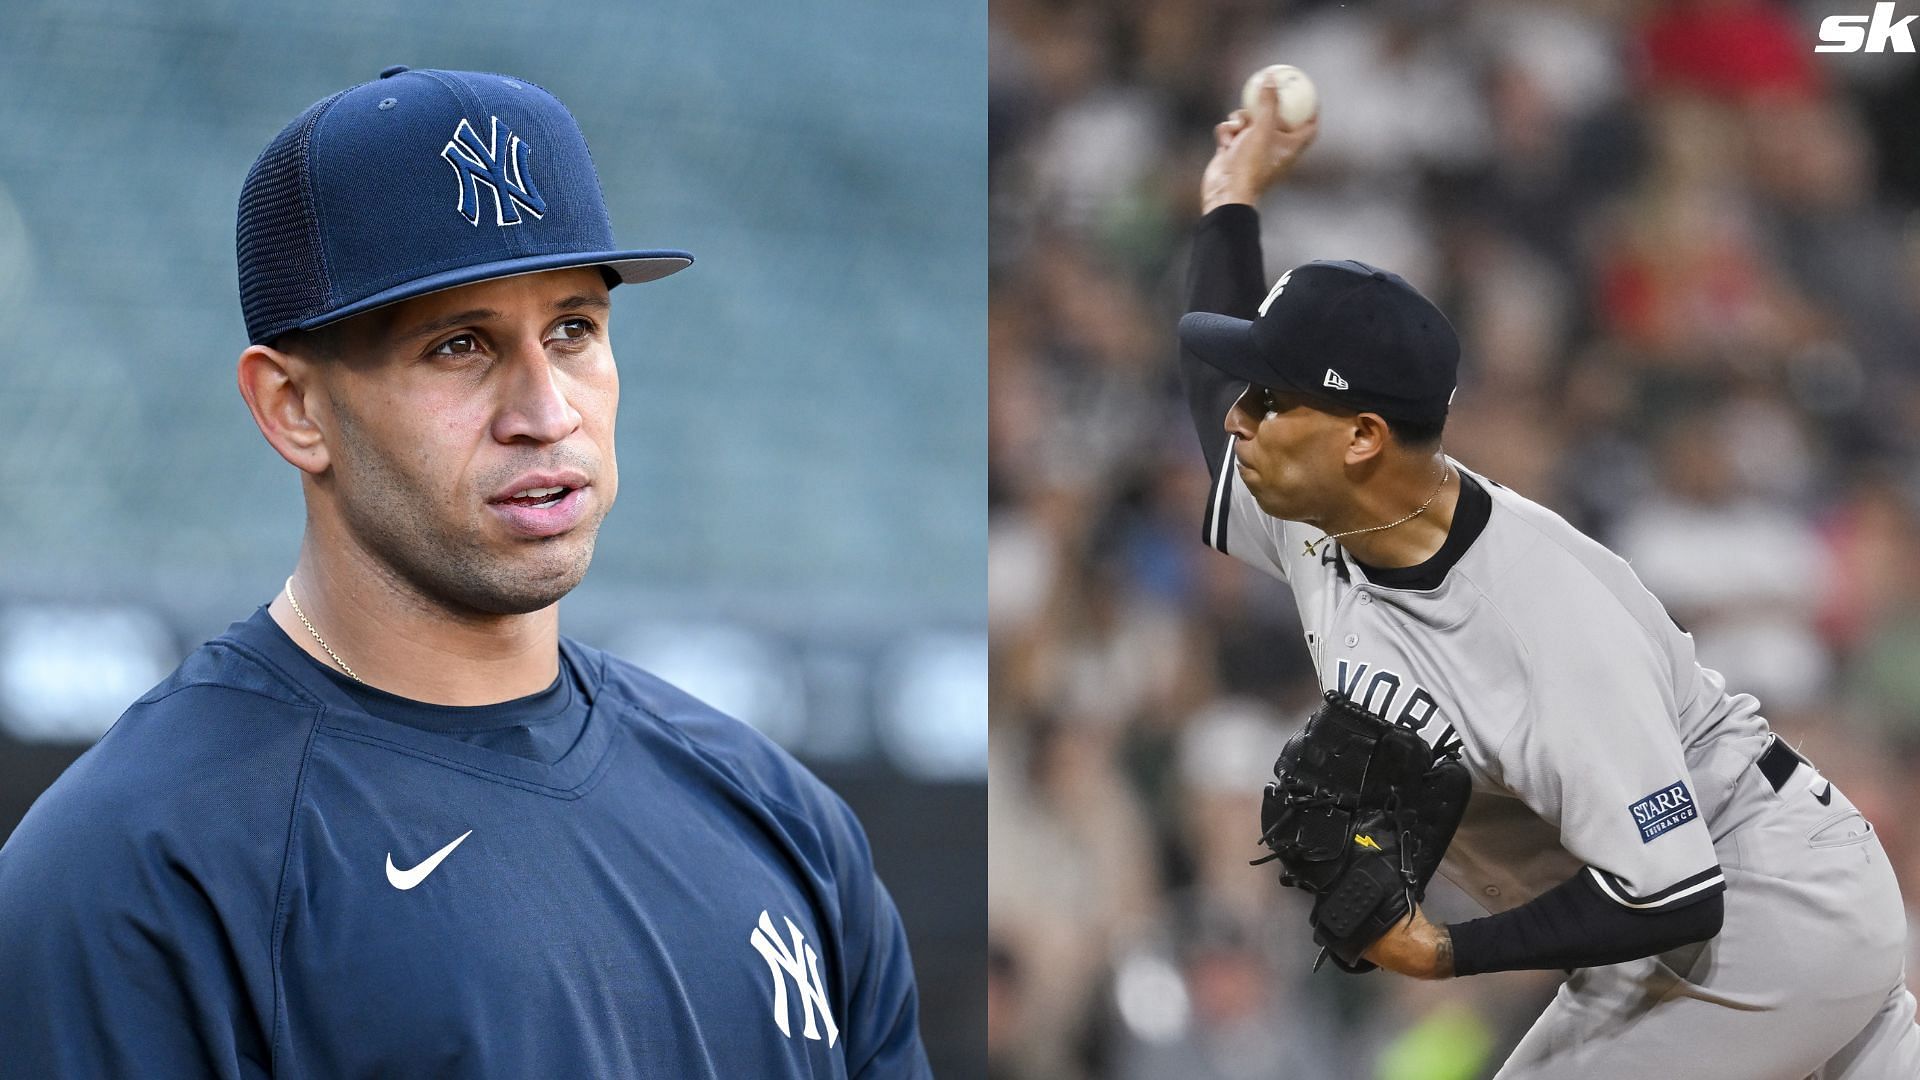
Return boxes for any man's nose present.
[1224,391,1258,440]
[492,348,582,445]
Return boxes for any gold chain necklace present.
[284,576,361,682]
[1303,463,1452,558]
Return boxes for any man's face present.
[305,266,619,615]
[1223,385,1355,523]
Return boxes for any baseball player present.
[1178,84,1920,1078]
[0,68,929,1078]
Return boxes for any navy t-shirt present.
[0,607,930,1078]
[310,619,592,765]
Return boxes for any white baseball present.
[1240,64,1318,127]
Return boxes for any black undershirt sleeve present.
[1447,868,1725,976]
[1181,204,1268,486]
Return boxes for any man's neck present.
[1328,458,1458,570]
[269,536,561,706]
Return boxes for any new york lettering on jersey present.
[1332,657,1448,747]
[1210,459,1729,916]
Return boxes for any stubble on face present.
[306,267,620,620]
[326,393,611,617]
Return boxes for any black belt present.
[1757,737,1809,792]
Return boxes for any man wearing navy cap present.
[0,68,930,1078]
[1178,86,1918,1076]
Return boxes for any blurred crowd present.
[988,1,1920,1076]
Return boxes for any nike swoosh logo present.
[386,829,473,890]
[1813,782,1833,806]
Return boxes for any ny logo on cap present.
[1258,270,1294,316]
[441,116,547,227]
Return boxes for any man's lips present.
[489,470,590,504]
[488,485,589,538]
[487,470,592,538]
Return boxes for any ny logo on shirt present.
[748,910,839,1047]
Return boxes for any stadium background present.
[0,1,985,1075]
[990,1,1920,1077]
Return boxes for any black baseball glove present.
[1254,689,1472,972]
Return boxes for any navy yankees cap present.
[1178,260,1459,423]
[237,66,693,346]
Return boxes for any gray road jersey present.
[1209,455,1766,914]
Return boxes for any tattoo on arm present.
[1432,925,1455,980]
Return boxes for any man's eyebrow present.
[395,308,500,344]
[393,294,610,344]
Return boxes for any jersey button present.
[1343,634,1358,648]
[1359,594,1372,605]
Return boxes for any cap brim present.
[290,248,695,338]
[1179,311,1296,390]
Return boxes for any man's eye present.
[432,334,480,356]
[549,318,594,342]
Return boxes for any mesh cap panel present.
[235,91,346,346]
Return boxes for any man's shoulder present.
[117,631,325,765]
[1464,471,1675,649]
[1469,475,1626,591]
[570,640,864,835]
[142,621,322,707]
[3,635,320,871]
[0,636,319,950]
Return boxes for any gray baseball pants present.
[1495,749,1920,1079]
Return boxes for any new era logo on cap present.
[1323,369,1348,390]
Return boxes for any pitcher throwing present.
[1176,80,1920,1078]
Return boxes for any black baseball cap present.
[1178,260,1458,423]
[236,67,693,346]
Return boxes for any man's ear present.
[237,344,331,476]
[1345,412,1392,465]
